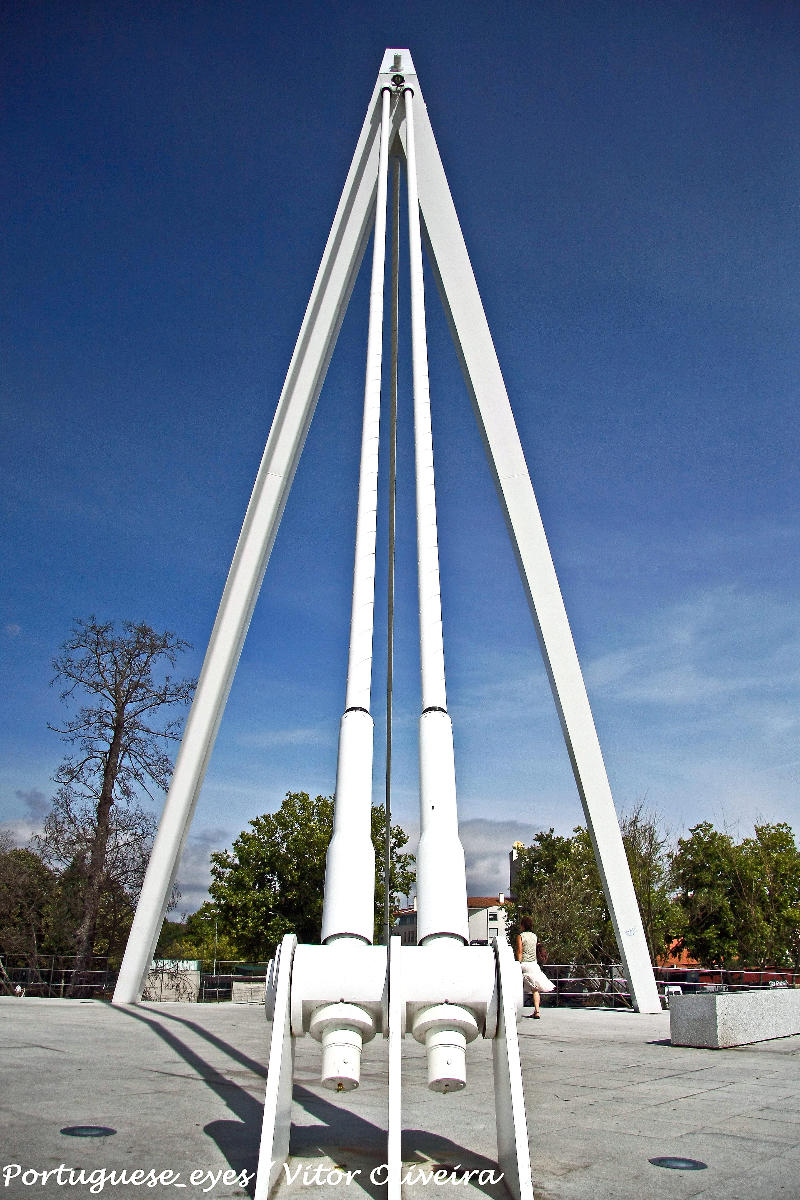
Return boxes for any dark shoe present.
[533,1013,541,1018]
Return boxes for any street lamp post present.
[202,912,218,976]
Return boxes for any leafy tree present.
[508,826,613,963]
[156,902,239,965]
[371,802,415,943]
[734,823,800,970]
[621,804,683,963]
[35,791,165,962]
[0,836,56,989]
[210,792,415,960]
[670,822,739,965]
[510,807,677,965]
[671,820,800,969]
[42,618,194,991]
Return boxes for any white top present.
[520,930,538,962]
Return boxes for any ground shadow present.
[117,1006,264,1194]
[291,1084,505,1199]
[117,1009,508,1199]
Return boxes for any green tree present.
[43,618,194,991]
[210,792,415,960]
[510,808,676,965]
[509,826,613,963]
[670,822,739,965]
[621,804,683,963]
[672,820,800,968]
[0,836,57,990]
[156,902,240,965]
[35,792,165,963]
[731,823,800,969]
[371,803,415,943]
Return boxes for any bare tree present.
[42,619,194,993]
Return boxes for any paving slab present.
[1,998,798,1200]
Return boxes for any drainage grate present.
[60,1126,117,1138]
[649,1156,707,1171]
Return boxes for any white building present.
[392,893,509,946]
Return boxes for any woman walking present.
[515,915,554,1018]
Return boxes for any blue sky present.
[3,1,799,910]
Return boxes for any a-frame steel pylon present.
[114,44,661,1200]
[114,46,660,1018]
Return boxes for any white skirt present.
[521,961,555,993]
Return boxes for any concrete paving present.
[1,997,798,1200]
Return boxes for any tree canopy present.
[671,821,800,969]
[209,791,415,960]
[510,806,681,965]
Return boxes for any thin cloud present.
[175,826,233,915]
[236,725,331,749]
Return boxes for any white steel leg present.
[398,65,661,1014]
[321,86,392,948]
[113,68,403,1006]
[387,936,402,1200]
[255,934,297,1200]
[492,937,534,1200]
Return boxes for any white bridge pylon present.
[113,46,661,1199]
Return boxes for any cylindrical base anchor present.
[309,1002,376,1092]
[411,1003,480,1093]
[424,1027,467,1092]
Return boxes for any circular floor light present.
[60,1126,117,1138]
[649,1156,707,1171]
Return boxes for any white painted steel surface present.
[113,64,403,1007]
[387,935,402,1200]
[320,709,376,944]
[315,87,393,1090]
[119,49,659,1198]
[320,87,392,949]
[397,941,497,1034]
[415,709,470,944]
[492,936,534,1200]
[289,942,387,1036]
[343,85,391,715]
[404,87,447,715]
[254,933,296,1200]
[404,87,470,950]
[398,65,661,1015]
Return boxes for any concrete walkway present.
[1,998,798,1199]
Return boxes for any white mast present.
[321,85,392,948]
[404,85,469,947]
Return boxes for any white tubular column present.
[316,86,392,1091]
[405,84,470,1092]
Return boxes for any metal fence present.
[0,954,116,998]
[4,954,798,1005]
[0,955,270,1001]
[537,964,800,1008]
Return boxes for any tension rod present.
[383,154,401,948]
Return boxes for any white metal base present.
[256,937,533,1200]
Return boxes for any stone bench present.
[670,988,800,1048]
